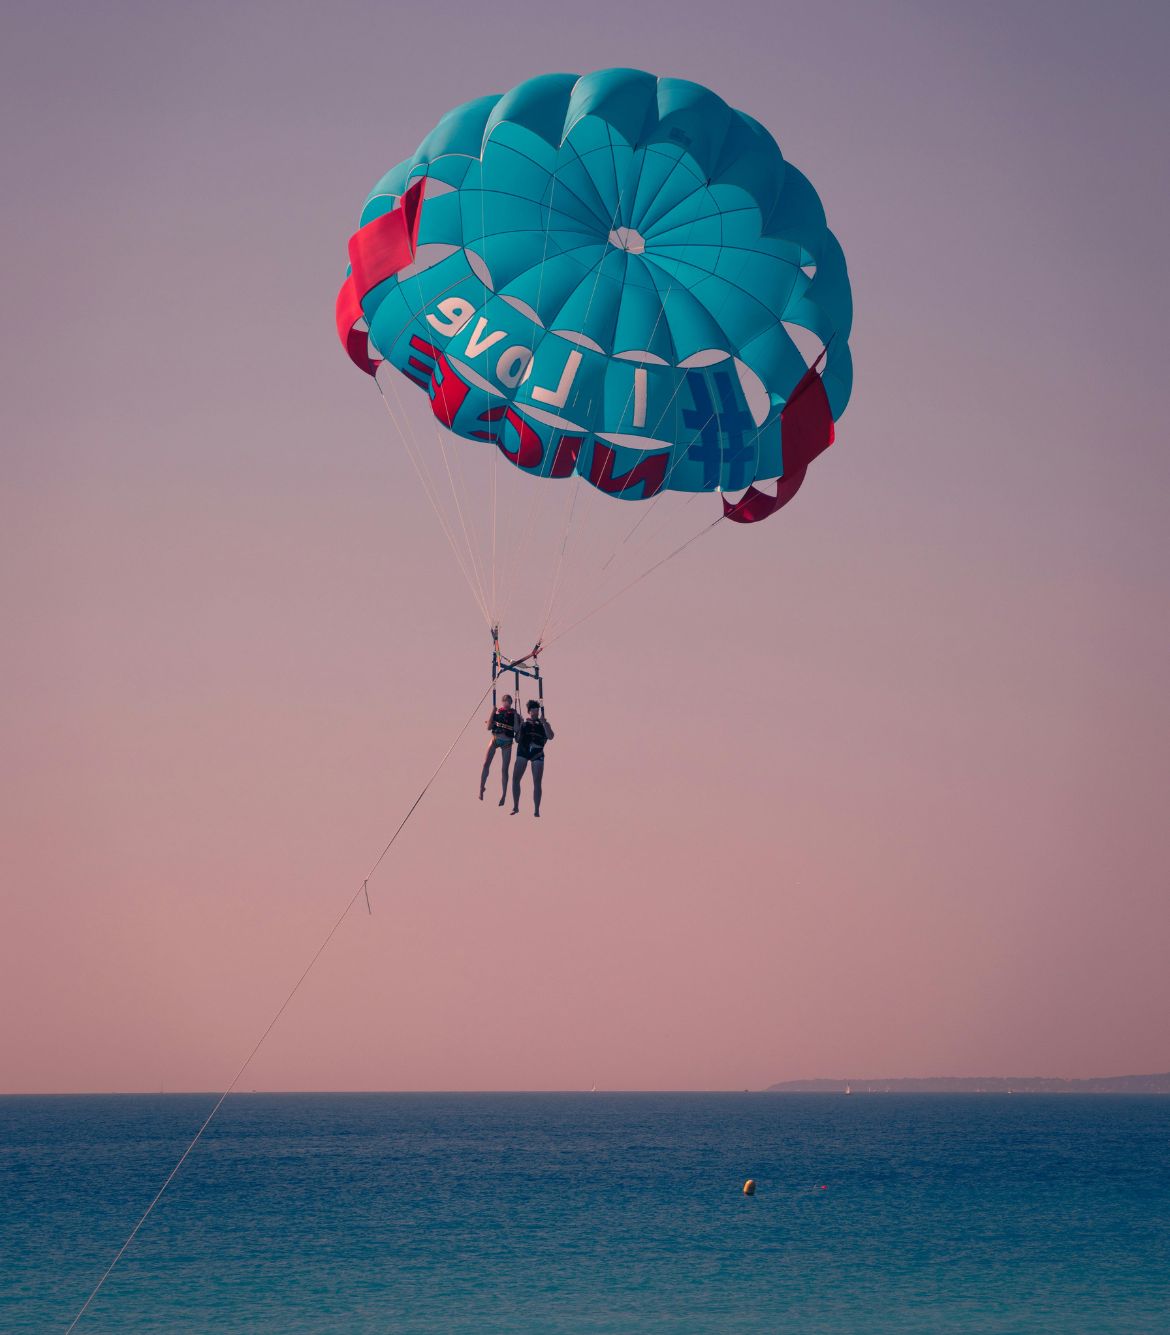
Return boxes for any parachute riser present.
[491,626,543,712]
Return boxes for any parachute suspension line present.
[416,144,573,635]
[534,133,642,639]
[497,167,564,631]
[538,176,715,632]
[377,375,487,620]
[600,362,732,572]
[536,449,585,644]
[544,435,715,643]
[599,490,667,570]
[387,365,493,627]
[494,468,542,630]
[606,240,759,506]
[489,420,498,619]
[393,237,495,625]
[548,234,769,636]
[479,127,500,623]
[605,241,790,554]
[468,139,577,638]
[63,679,495,1335]
[544,245,750,643]
[427,412,494,622]
[545,512,727,650]
[539,204,712,638]
[538,473,582,642]
[392,244,502,624]
[492,146,613,638]
[485,163,572,636]
[378,371,492,627]
[609,491,705,575]
[595,392,723,584]
[495,183,576,631]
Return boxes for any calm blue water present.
[3,1094,1169,1332]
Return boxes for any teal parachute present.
[338,70,853,644]
[338,69,851,520]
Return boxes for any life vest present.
[517,718,548,759]
[491,707,518,740]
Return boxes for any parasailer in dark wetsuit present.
[511,700,554,817]
[480,694,519,804]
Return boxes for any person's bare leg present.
[499,746,512,805]
[531,758,544,816]
[511,757,528,814]
[480,742,497,799]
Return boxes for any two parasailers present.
[479,696,553,816]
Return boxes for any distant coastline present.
[765,1073,1170,1094]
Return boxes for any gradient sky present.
[2,1,1168,1093]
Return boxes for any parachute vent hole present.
[608,226,646,255]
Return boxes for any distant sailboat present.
[844,1084,852,1095]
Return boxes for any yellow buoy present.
[743,1178,756,1196]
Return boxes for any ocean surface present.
[3,1093,1169,1333]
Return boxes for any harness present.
[490,707,518,741]
[517,719,547,761]
[490,626,543,721]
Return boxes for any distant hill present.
[765,1073,1170,1094]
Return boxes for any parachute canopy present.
[338,69,852,520]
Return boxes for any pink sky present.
[2,1,1168,1092]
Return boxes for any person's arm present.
[542,717,554,741]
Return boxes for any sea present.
[3,1093,1169,1333]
